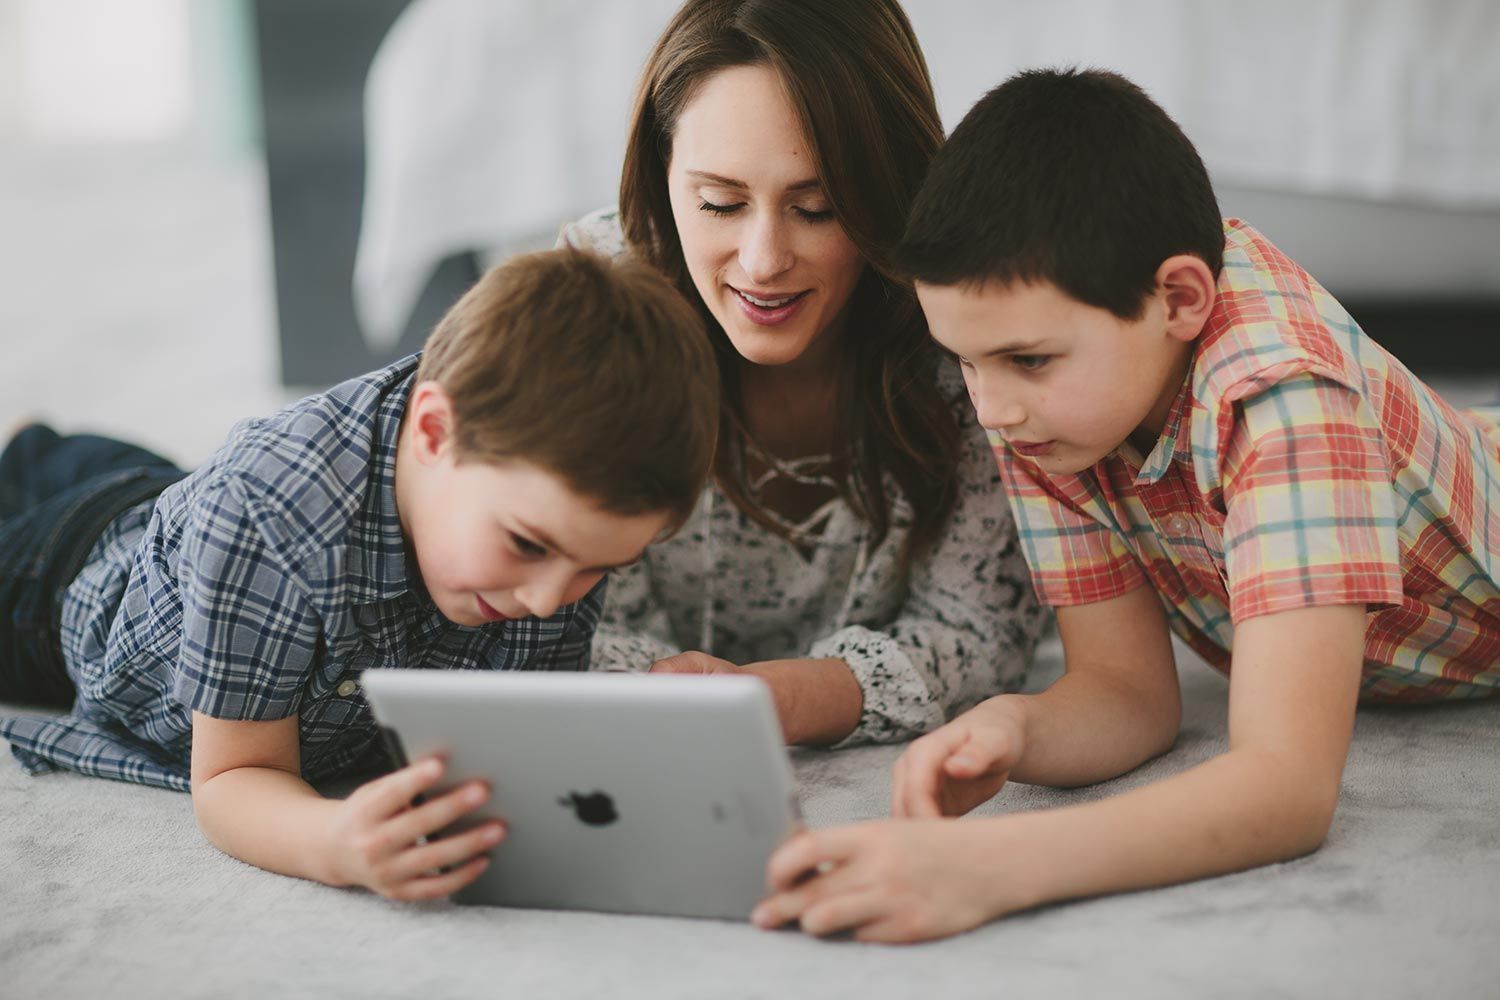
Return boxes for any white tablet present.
[359,669,801,920]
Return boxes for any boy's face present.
[917,275,1204,475]
[396,385,672,627]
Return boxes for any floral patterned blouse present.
[561,210,1047,746]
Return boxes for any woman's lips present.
[731,287,809,326]
[476,595,511,622]
[1009,440,1055,457]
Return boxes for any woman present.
[565,0,1045,746]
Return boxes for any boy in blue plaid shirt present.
[0,247,718,900]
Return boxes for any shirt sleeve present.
[171,478,323,720]
[556,208,625,257]
[1219,372,1403,622]
[993,433,1147,606]
[588,557,682,672]
[811,407,1049,746]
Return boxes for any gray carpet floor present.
[5,641,1498,1000]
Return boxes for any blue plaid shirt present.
[1,356,603,791]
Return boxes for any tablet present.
[359,669,801,920]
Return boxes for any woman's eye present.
[794,206,835,223]
[955,356,976,370]
[1013,355,1050,372]
[696,197,738,215]
[511,534,547,558]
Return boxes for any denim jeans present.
[0,425,185,707]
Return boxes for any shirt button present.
[1166,514,1190,535]
[337,679,359,697]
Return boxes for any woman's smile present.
[731,285,811,325]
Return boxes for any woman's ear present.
[1156,254,1216,343]
[406,381,457,464]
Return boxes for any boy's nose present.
[516,573,569,620]
[973,391,1026,433]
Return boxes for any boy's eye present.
[698,199,742,217]
[1012,354,1049,371]
[511,534,547,558]
[793,206,835,223]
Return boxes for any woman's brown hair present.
[619,0,960,574]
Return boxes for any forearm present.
[193,766,344,884]
[743,658,863,746]
[992,744,1339,912]
[995,666,1180,787]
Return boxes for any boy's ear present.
[407,381,457,464]
[1156,254,1216,343]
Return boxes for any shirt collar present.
[1133,361,1195,486]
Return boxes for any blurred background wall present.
[0,0,280,463]
[1,0,1496,468]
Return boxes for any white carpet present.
[5,642,1498,1000]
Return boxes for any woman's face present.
[666,63,866,374]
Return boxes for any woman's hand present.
[891,696,1026,818]
[651,653,863,746]
[648,651,745,675]
[324,756,505,901]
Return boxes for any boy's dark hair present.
[895,67,1223,320]
[416,246,718,528]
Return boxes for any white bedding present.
[352,0,1500,348]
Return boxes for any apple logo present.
[558,790,618,826]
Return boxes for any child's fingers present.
[385,821,505,883]
[764,827,861,893]
[892,731,964,818]
[753,850,865,929]
[795,890,889,938]
[943,726,1013,778]
[383,855,491,903]
[377,779,492,850]
[853,913,937,945]
[353,756,447,822]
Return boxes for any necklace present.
[738,433,842,541]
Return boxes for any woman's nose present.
[738,212,794,284]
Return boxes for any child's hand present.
[891,699,1025,818]
[753,819,1030,943]
[649,651,744,674]
[325,756,504,901]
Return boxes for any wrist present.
[968,813,1058,915]
[977,694,1031,761]
[746,658,862,746]
[307,796,354,887]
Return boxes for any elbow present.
[1253,756,1343,860]
[1130,679,1181,762]
[189,778,221,845]
[1150,694,1183,758]
[1284,788,1339,858]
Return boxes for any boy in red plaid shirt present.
[751,68,1500,943]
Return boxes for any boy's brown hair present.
[416,246,718,527]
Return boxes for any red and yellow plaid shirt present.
[996,220,1500,702]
